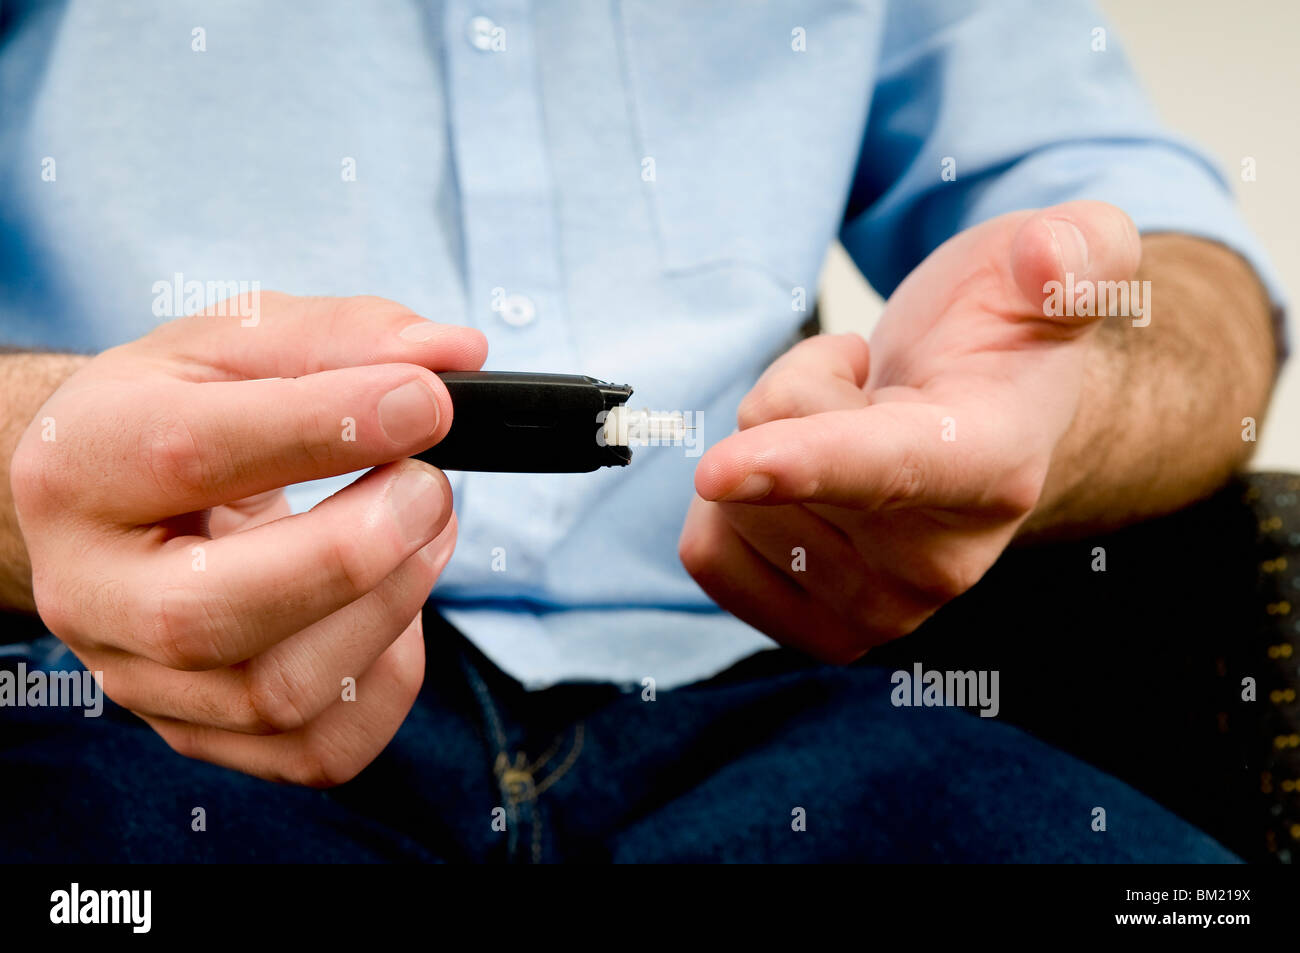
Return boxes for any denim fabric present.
[0,608,1237,863]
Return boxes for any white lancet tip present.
[604,406,688,447]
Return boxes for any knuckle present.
[736,389,775,430]
[342,294,410,315]
[880,448,926,508]
[938,565,978,602]
[164,675,270,735]
[286,378,336,468]
[148,585,224,670]
[137,414,214,499]
[284,636,422,788]
[737,371,801,429]
[841,582,934,643]
[323,532,383,598]
[910,556,980,604]
[987,466,1046,518]
[839,331,871,366]
[292,741,361,789]
[327,295,414,335]
[246,658,313,734]
[9,438,59,513]
[154,721,203,762]
[735,394,764,431]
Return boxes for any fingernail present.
[1047,218,1090,277]
[720,473,774,502]
[399,321,440,342]
[388,469,446,547]
[378,380,439,445]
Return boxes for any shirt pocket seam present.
[613,0,805,293]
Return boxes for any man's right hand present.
[8,293,487,786]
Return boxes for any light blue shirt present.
[1,0,1286,689]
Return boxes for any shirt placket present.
[443,0,578,580]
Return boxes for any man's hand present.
[9,293,486,785]
[680,200,1229,663]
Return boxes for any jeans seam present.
[459,654,528,860]
[524,733,565,776]
[456,652,584,862]
[532,722,585,798]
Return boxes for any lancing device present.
[415,371,687,473]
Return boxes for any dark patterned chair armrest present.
[1233,473,1300,863]
[869,470,1300,864]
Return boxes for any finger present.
[142,613,426,787]
[715,502,934,642]
[208,489,291,536]
[738,336,871,430]
[91,516,454,733]
[74,362,461,521]
[210,486,289,530]
[678,496,870,663]
[237,511,453,732]
[696,403,1034,511]
[99,460,451,670]
[760,333,870,387]
[144,293,488,381]
[1010,200,1142,326]
[807,500,1019,605]
[713,500,867,605]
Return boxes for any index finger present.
[69,363,460,522]
[143,293,488,381]
[694,403,1031,512]
[738,333,871,430]
[757,332,871,387]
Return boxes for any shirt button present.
[498,293,536,327]
[467,15,498,52]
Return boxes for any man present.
[0,0,1285,861]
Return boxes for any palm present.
[685,201,1142,658]
[863,210,1099,476]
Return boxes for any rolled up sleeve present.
[840,0,1288,359]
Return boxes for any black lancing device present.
[416,370,634,473]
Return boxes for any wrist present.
[1014,332,1120,542]
[1,351,92,612]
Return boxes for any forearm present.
[0,351,91,611]
[1021,234,1277,539]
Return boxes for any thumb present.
[1010,200,1142,326]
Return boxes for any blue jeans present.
[0,608,1237,863]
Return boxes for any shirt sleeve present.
[839,0,1289,360]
